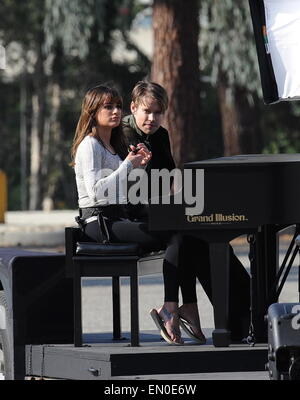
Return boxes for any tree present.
[0,0,151,210]
[200,0,263,155]
[0,0,48,210]
[39,0,152,210]
[151,0,201,167]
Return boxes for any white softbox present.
[249,0,300,104]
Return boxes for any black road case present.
[267,303,300,380]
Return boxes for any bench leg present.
[73,261,82,347]
[130,274,139,346]
[112,276,122,340]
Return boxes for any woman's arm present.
[77,137,151,204]
[78,138,133,204]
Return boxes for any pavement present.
[0,210,77,247]
[0,210,299,380]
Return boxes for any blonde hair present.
[71,84,127,165]
[131,81,168,112]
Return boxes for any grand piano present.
[148,154,300,346]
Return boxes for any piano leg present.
[209,242,231,347]
[252,225,278,342]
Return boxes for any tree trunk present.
[151,0,201,167]
[217,76,241,156]
[218,75,263,156]
[29,35,46,210]
[42,83,63,211]
[29,94,41,210]
[20,69,28,210]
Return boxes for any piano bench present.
[65,227,164,347]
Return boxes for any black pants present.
[83,210,250,339]
[84,217,195,303]
[180,235,250,339]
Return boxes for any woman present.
[71,83,205,345]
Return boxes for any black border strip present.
[248,0,279,104]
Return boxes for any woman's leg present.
[177,236,206,341]
[110,221,184,344]
[84,218,183,344]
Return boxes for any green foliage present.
[200,0,262,95]
[263,133,298,154]
[44,0,102,58]
[0,0,150,210]
[0,0,46,48]
[200,0,300,156]
[261,102,300,154]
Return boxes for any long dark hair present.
[71,84,128,165]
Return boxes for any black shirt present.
[122,114,176,209]
[122,114,176,173]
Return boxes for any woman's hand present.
[126,143,152,168]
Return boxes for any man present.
[123,80,250,342]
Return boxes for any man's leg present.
[185,236,250,341]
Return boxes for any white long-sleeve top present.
[74,135,133,208]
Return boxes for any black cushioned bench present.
[65,227,164,347]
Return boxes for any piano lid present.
[186,153,300,168]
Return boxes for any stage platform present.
[25,329,269,380]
